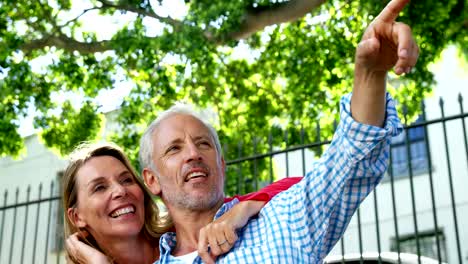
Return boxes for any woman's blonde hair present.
[62,142,172,261]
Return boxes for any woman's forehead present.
[76,156,128,185]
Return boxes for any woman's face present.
[68,155,145,241]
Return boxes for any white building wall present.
[0,135,67,192]
[0,135,67,264]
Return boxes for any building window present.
[391,229,447,262]
[389,115,430,178]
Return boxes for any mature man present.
[140,0,418,263]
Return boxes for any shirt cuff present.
[336,92,403,161]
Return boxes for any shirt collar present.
[158,198,240,259]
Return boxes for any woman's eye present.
[93,185,106,193]
[122,177,134,185]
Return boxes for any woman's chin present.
[99,215,145,239]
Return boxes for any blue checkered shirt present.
[156,93,403,264]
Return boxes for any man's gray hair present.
[139,102,223,171]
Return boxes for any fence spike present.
[253,137,258,153]
[268,130,274,183]
[421,100,426,122]
[402,104,409,125]
[301,125,306,177]
[439,97,446,119]
[284,128,289,176]
[421,100,427,122]
[0,189,7,259]
[300,125,305,144]
[439,97,444,107]
[315,121,321,141]
[284,129,288,147]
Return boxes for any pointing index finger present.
[376,0,409,23]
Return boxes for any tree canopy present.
[1,0,467,193]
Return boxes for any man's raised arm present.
[351,0,419,127]
[266,0,417,260]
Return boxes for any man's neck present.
[168,199,224,256]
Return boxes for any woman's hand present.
[65,231,109,264]
[197,200,265,264]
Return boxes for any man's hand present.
[65,231,109,264]
[356,0,418,75]
[197,201,265,264]
[352,0,419,127]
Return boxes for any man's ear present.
[67,207,86,228]
[143,168,161,196]
[221,157,226,180]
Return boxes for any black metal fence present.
[0,94,467,264]
[0,183,63,264]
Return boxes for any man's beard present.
[163,183,223,211]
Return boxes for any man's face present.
[148,114,225,211]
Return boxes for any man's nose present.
[185,142,202,162]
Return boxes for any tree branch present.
[18,0,326,54]
[229,0,326,40]
[97,0,183,29]
[59,7,102,28]
[20,34,112,54]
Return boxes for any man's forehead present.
[157,113,209,130]
[153,114,212,143]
